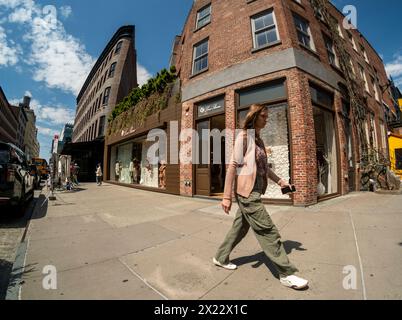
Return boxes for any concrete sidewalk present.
[15,183,402,300]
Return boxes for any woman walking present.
[213,104,309,290]
[96,163,103,186]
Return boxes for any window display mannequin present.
[115,160,121,181]
[129,159,134,184]
[159,160,167,189]
[134,158,140,184]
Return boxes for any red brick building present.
[174,0,396,206]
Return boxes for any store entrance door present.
[195,114,226,196]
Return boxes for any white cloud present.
[385,54,402,90]
[10,95,74,126]
[0,25,20,66]
[27,9,95,95]
[8,98,20,105]
[8,6,33,23]
[385,55,402,78]
[37,125,55,137]
[1,0,95,96]
[137,63,152,86]
[29,98,74,125]
[59,5,72,19]
[0,0,25,9]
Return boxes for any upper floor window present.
[251,9,279,49]
[103,87,111,106]
[347,32,358,51]
[109,62,117,78]
[323,34,339,67]
[345,53,356,76]
[192,39,209,75]
[360,44,369,63]
[196,4,211,30]
[98,116,106,137]
[293,14,315,51]
[358,64,369,92]
[115,41,123,54]
[371,75,380,101]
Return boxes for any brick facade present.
[175,0,395,206]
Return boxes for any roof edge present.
[76,25,135,103]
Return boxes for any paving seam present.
[118,257,169,300]
[348,210,368,300]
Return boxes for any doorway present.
[195,114,226,196]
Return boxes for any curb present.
[5,190,47,300]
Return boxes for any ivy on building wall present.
[107,66,178,136]
[109,66,177,123]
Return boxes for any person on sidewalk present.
[214,103,309,291]
[96,163,103,186]
[72,162,80,185]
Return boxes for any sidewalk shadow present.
[0,259,37,300]
[231,240,307,280]
[0,196,38,228]
[31,194,48,220]
[0,259,13,300]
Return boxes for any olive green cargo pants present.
[215,192,298,277]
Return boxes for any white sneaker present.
[212,257,237,270]
[280,275,309,290]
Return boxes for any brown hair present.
[241,104,267,130]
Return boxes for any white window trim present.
[359,65,369,92]
[192,39,209,75]
[251,9,280,49]
[324,35,340,68]
[294,14,316,52]
[196,4,211,30]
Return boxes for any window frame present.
[192,38,209,76]
[323,34,339,67]
[196,3,211,30]
[115,41,123,54]
[293,13,315,51]
[109,62,117,78]
[102,87,111,106]
[251,9,280,50]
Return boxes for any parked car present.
[0,141,35,214]
[29,164,41,190]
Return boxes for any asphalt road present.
[0,187,42,300]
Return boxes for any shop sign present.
[197,97,224,118]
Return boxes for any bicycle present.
[360,148,391,191]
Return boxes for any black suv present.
[0,142,35,213]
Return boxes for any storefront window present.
[109,136,167,189]
[238,103,291,199]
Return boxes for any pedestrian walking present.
[96,163,103,186]
[214,103,309,290]
[72,162,80,185]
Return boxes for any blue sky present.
[0,0,401,159]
